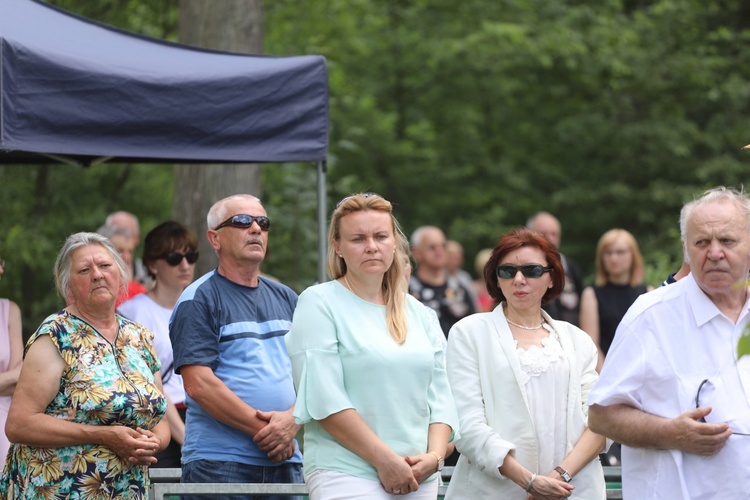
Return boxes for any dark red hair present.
[483,227,565,305]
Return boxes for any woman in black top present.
[580,229,650,467]
[580,229,650,372]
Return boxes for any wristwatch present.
[429,451,444,472]
[554,466,572,483]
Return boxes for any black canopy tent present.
[0,0,329,281]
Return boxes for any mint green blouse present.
[285,280,459,481]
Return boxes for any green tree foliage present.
[740,330,750,358]
[265,0,750,286]
[0,2,177,337]
[0,165,173,337]
[46,0,178,40]
[6,0,750,328]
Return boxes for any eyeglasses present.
[604,248,630,257]
[161,251,200,266]
[695,378,750,436]
[496,264,553,279]
[213,214,271,231]
[336,192,381,208]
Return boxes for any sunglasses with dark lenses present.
[214,214,271,231]
[162,251,200,266]
[496,264,553,279]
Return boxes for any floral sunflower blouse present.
[0,310,167,500]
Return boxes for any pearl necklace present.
[506,317,545,330]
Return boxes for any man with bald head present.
[107,211,140,244]
[106,210,149,286]
[409,226,476,338]
[527,211,583,326]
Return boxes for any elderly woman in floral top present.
[0,232,169,499]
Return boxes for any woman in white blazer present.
[445,228,606,500]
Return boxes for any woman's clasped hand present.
[377,452,420,494]
[107,426,164,466]
[525,472,575,500]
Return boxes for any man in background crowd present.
[527,211,584,326]
[106,210,150,286]
[409,226,476,337]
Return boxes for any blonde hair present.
[328,193,408,344]
[594,229,645,287]
[474,248,493,278]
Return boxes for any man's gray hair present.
[54,232,128,301]
[207,194,262,230]
[679,186,750,242]
[410,225,441,248]
[106,211,140,234]
[96,224,132,240]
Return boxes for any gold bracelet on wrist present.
[428,451,444,472]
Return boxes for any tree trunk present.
[173,0,264,276]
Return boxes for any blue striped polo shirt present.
[170,271,302,466]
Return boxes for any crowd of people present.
[0,185,749,499]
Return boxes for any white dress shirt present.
[589,273,750,499]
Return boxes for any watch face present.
[554,466,571,482]
[437,459,445,472]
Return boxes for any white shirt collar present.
[684,272,750,328]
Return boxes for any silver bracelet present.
[525,473,537,493]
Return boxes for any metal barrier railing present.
[149,466,623,499]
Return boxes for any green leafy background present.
[4,0,750,345]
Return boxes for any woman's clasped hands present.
[404,453,441,484]
[106,426,164,466]
[376,451,421,495]
[526,472,575,500]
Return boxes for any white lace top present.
[515,323,570,474]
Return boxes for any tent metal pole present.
[317,160,328,283]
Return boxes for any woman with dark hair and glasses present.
[118,221,199,468]
[286,193,458,499]
[444,228,606,500]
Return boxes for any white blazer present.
[444,304,606,500]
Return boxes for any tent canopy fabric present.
[0,0,328,165]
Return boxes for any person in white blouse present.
[445,227,606,500]
[286,193,458,499]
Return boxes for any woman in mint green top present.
[286,193,458,499]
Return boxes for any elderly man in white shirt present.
[588,186,750,500]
